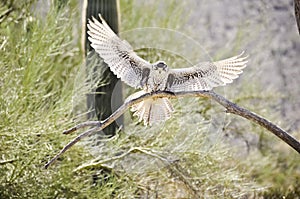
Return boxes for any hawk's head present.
[153,61,168,74]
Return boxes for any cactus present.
[82,0,123,136]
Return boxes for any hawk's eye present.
[157,62,165,68]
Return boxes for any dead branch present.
[45,90,300,169]
[74,147,172,172]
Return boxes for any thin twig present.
[45,90,300,169]
[63,121,100,135]
[45,126,99,169]
[74,147,171,172]
[0,7,13,23]
[168,161,200,197]
[0,159,16,165]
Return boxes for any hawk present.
[87,14,248,125]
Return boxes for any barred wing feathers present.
[167,52,248,92]
[87,14,151,89]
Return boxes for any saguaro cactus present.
[82,0,123,136]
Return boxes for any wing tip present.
[98,13,104,23]
[88,13,105,26]
[237,51,249,60]
[91,15,97,23]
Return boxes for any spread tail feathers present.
[126,91,174,125]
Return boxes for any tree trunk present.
[82,0,123,136]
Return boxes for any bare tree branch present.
[74,147,172,172]
[45,90,300,169]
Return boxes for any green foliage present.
[120,0,187,30]
[1,0,299,198]
[0,1,100,198]
[250,152,300,198]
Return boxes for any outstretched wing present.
[87,14,152,89]
[166,52,248,92]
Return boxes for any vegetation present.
[0,0,299,198]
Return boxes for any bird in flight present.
[87,14,248,126]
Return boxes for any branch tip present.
[45,90,300,168]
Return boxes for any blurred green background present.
[1,0,299,198]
